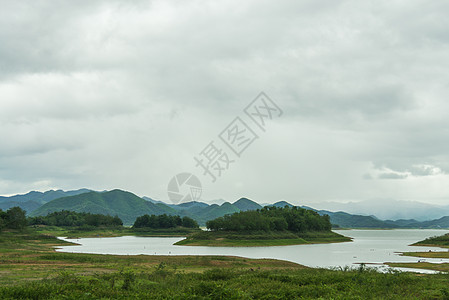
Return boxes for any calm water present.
[56,229,449,273]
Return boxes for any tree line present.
[206,206,332,233]
[2,205,329,233]
[1,206,199,231]
[133,214,199,229]
[28,210,123,227]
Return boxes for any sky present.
[1,0,449,206]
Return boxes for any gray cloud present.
[1,0,449,205]
[378,173,408,180]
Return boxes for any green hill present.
[29,190,176,225]
[233,198,262,211]
[0,189,91,214]
[181,202,240,225]
[272,201,294,208]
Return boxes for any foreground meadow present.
[1,230,449,299]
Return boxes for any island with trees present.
[176,206,351,246]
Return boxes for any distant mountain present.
[384,219,420,227]
[416,216,449,228]
[185,202,241,225]
[310,199,449,221]
[0,200,42,214]
[173,201,210,210]
[385,216,449,229]
[7,187,449,229]
[135,198,259,225]
[205,198,227,206]
[301,206,396,228]
[0,189,91,214]
[29,190,176,225]
[233,198,262,211]
[142,196,168,205]
[271,201,294,208]
[303,206,449,229]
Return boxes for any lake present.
[56,229,449,273]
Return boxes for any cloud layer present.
[1,0,449,205]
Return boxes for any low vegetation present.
[2,230,449,299]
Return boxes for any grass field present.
[2,229,449,299]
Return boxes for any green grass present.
[2,259,449,299]
[175,230,352,247]
[3,229,449,299]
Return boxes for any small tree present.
[6,207,27,230]
[182,216,199,228]
[0,209,6,231]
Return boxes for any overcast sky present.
[1,0,449,206]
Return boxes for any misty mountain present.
[385,216,449,229]
[305,206,449,229]
[142,196,168,205]
[311,199,449,221]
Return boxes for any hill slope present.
[233,198,262,211]
[29,190,176,225]
[0,189,91,213]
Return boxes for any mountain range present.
[0,189,91,213]
[3,189,449,228]
[310,199,449,221]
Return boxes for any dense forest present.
[28,210,123,227]
[133,214,199,229]
[206,206,332,233]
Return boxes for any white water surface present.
[56,229,449,273]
